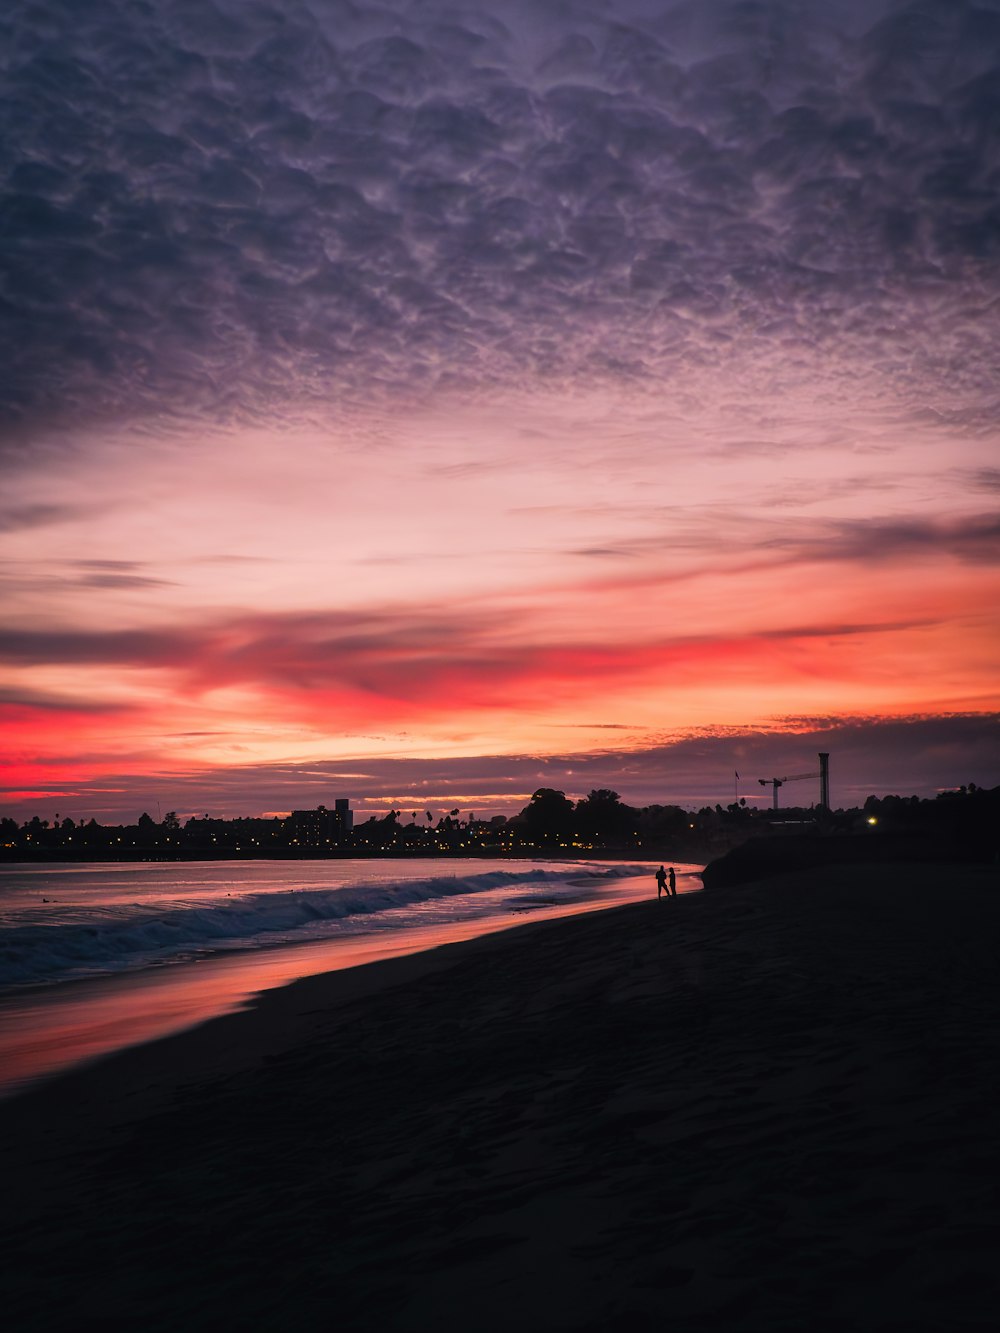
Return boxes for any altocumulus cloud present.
[2,0,1000,438]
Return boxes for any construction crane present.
[758,772,815,810]
[757,753,830,810]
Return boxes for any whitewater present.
[0,858,702,1096]
[0,858,686,990]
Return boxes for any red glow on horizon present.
[2,401,997,821]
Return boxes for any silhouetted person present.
[668,866,677,896]
[655,865,668,897]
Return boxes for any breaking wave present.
[0,863,647,989]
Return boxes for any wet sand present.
[2,861,999,1331]
[0,868,670,1098]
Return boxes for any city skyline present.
[2,0,998,826]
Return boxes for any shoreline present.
[2,895,636,1129]
[0,846,710,866]
[0,865,691,1098]
[3,860,999,1329]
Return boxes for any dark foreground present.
[2,862,999,1331]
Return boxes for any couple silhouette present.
[655,865,676,898]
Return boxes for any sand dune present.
[2,861,999,1331]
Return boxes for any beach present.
[0,859,680,1096]
[2,860,999,1331]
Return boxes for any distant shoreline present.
[0,845,704,865]
[6,786,993,869]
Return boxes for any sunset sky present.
[2,0,998,823]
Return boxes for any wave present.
[0,864,647,989]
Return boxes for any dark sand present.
[2,862,999,1331]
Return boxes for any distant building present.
[286,801,353,847]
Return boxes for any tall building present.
[286,800,353,847]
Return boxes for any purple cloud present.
[3,713,995,824]
[1,0,998,440]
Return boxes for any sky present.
[2,0,999,824]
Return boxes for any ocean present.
[0,857,701,1097]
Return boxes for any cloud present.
[0,594,974,718]
[0,504,86,532]
[768,512,1000,566]
[965,468,1000,493]
[0,626,199,669]
[48,559,177,590]
[3,0,999,442]
[0,685,135,713]
[77,574,177,589]
[570,546,636,558]
[536,509,1000,609]
[2,1,995,816]
[2,712,995,822]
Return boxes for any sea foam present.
[0,863,646,988]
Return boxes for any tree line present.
[1,783,994,862]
